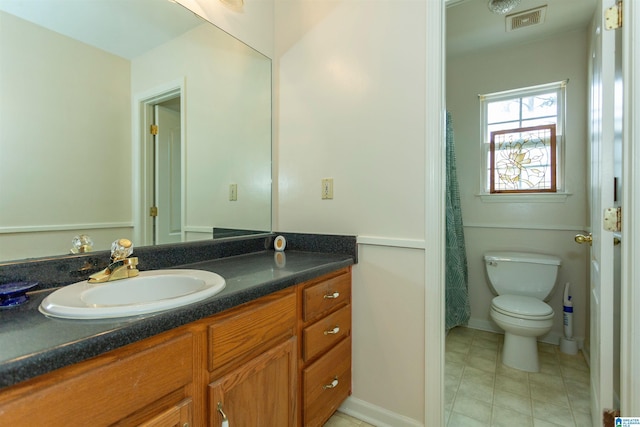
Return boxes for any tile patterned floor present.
[324,411,376,427]
[445,327,591,427]
[324,327,590,427]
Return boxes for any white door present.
[154,104,182,245]
[588,0,619,423]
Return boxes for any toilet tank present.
[484,251,562,300]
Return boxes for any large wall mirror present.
[0,0,272,263]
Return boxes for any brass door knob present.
[575,233,593,245]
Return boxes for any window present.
[479,81,566,194]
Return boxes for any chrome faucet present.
[88,239,139,283]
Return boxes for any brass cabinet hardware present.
[323,292,339,299]
[324,326,340,336]
[323,377,339,390]
[217,402,229,427]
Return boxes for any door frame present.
[429,0,640,423]
[620,0,640,416]
[425,2,445,427]
[132,79,186,247]
[589,1,616,419]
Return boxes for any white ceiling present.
[2,0,598,62]
[0,0,204,59]
[446,0,598,58]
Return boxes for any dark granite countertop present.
[0,250,354,390]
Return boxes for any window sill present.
[477,192,571,203]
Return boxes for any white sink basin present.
[39,269,225,319]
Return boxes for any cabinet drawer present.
[303,270,351,322]
[302,336,351,427]
[138,398,192,427]
[303,304,351,362]
[208,289,296,372]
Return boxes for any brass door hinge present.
[150,124,159,135]
[150,206,158,217]
[603,207,621,232]
[605,1,622,30]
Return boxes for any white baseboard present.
[338,396,423,427]
[466,317,585,349]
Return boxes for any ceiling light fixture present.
[219,0,244,12]
[487,0,521,15]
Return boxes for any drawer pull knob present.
[324,292,340,299]
[323,376,339,389]
[218,402,229,427]
[324,326,340,335]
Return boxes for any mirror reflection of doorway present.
[138,84,184,247]
[153,98,182,245]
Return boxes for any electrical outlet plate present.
[229,184,237,201]
[321,178,333,199]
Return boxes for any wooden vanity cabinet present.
[0,267,352,427]
[298,267,352,427]
[206,288,297,427]
[137,398,193,427]
[209,337,297,427]
[0,329,196,427]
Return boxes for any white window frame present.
[479,80,568,200]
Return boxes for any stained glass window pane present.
[490,125,556,193]
[481,81,565,194]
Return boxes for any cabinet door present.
[209,337,297,427]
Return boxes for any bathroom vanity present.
[0,238,355,427]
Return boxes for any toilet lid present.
[492,295,553,317]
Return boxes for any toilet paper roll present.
[274,235,286,252]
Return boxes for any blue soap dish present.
[0,282,39,308]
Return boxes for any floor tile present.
[445,327,590,427]
[492,405,534,427]
[452,394,493,423]
[493,388,533,416]
[495,373,530,397]
[329,327,592,427]
[532,400,576,426]
[448,412,489,426]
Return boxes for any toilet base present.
[501,332,540,372]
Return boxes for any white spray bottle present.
[563,282,573,339]
[560,282,578,354]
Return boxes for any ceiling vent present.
[506,6,548,32]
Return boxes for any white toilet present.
[484,251,562,372]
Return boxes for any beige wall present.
[186,1,437,424]
[446,29,591,345]
[184,1,438,424]
[131,22,272,241]
[0,11,132,260]
[274,1,428,425]
[0,8,272,260]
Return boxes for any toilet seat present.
[491,295,554,320]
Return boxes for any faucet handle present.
[110,238,133,262]
[71,234,93,254]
